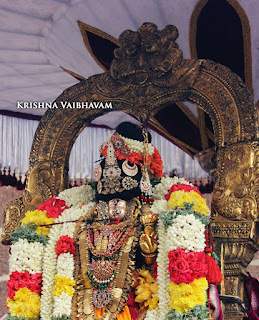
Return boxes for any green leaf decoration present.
[166,305,209,320]
[159,202,209,229]
[10,224,49,245]
[6,313,40,320]
[51,316,70,320]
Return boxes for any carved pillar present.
[213,221,259,319]
[212,142,259,319]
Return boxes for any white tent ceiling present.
[1,0,259,180]
[0,0,258,121]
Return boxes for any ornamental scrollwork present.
[213,142,259,225]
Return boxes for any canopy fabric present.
[0,114,207,181]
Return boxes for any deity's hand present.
[139,226,158,254]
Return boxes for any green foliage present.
[159,202,209,229]
[6,313,40,320]
[51,316,70,320]
[166,305,209,320]
[10,224,49,245]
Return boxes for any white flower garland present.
[58,184,95,208]
[102,132,155,155]
[121,134,155,155]
[166,214,205,252]
[153,176,192,201]
[145,307,159,320]
[152,176,193,214]
[9,239,44,274]
[40,185,96,320]
[40,223,63,320]
[40,201,96,320]
[52,292,73,317]
[155,217,170,320]
[56,253,74,279]
[151,199,168,214]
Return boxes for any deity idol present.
[6,122,222,320]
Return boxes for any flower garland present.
[41,195,96,320]
[100,133,164,178]
[7,185,96,320]
[151,176,192,214]
[7,213,47,319]
[145,179,212,320]
[135,268,158,310]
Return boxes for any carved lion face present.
[110,23,183,81]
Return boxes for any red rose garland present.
[168,249,208,284]
[55,235,76,257]
[7,271,42,299]
[38,197,69,219]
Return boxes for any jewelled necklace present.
[85,226,134,257]
[85,225,134,312]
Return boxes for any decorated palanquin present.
[6,122,223,320]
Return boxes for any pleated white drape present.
[0,115,207,180]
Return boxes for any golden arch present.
[2,23,258,319]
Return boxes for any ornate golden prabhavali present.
[2,22,259,319]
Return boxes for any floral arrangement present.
[7,176,221,320]
[100,132,164,178]
[145,179,222,320]
[135,268,158,310]
[151,176,193,214]
[7,185,96,320]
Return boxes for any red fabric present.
[7,271,42,299]
[38,196,69,218]
[127,291,140,320]
[165,183,202,201]
[247,275,259,319]
[153,262,158,280]
[168,249,207,284]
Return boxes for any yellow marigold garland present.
[7,287,41,318]
[21,209,55,235]
[168,277,208,314]
[167,190,209,216]
[53,275,76,297]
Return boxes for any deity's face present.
[108,199,127,222]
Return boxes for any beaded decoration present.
[140,128,153,202]
[122,160,138,176]
[110,132,131,156]
[96,201,109,220]
[122,176,138,190]
[94,164,102,181]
